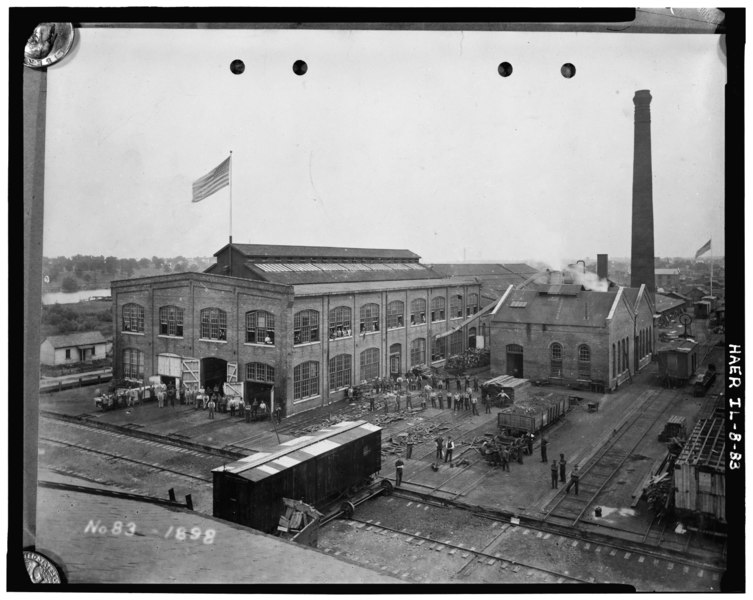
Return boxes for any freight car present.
[657,340,699,387]
[496,392,567,435]
[692,364,717,397]
[213,420,381,534]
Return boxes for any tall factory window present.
[449,330,463,355]
[360,303,380,333]
[410,298,426,325]
[200,308,227,341]
[578,345,591,379]
[328,306,352,339]
[293,309,319,344]
[550,343,563,377]
[466,293,479,317]
[246,310,275,345]
[360,348,380,381]
[410,338,426,366]
[329,354,352,390]
[159,306,184,337]
[387,300,405,329]
[468,327,477,348]
[245,362,275,383]
[431,336,447,362]
[122,303,144,333]
[648,327,653,353]
[430,297,445,322]
[293,361,319,400]
[450,293,463,319]
[612,344,617,377]
[122,348,144,379]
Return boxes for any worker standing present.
[207,397,215,420]
[551,460,559,489]
[559,454,567,483]
[445,437,455,463]
[395,458,405,487]
[566,465,580,495]
[527,433,534,456]
[471,394,479,416]
[435,436,444,461]
[540,437,548,463]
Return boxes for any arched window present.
[449,330,463,355]
[389,343,402,375]
[328,306,352,339]
[122,303,144,333]
[159,306,184,337]
[200,307,227,340]
[430,297,445,322]
[387,300,405,329]
[578,344,591,379]
[466,293,479,317]
[410,298,426,325]
[360,348,380,381]
[329,354,352,390]
[551,343,563,377]
[294,309,319,344]
[612,343,617,377]
[468,327,477,349]
[360,303,380,333]
[246,362,275,382]
[506,344,524,354]
[122,348,144,379]
[450,292,463,319]
[246,310,275,345]
[293,361,319,400]
[431,336,447,362]
[410,338,426,366]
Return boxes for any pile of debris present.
[499,391,565,416]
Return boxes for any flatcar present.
[213,420,381,534]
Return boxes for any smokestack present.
[597,254,608,280]
[630,90,655,293]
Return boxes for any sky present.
[42,27,727,267]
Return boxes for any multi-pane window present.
[612,343,617,377]
[449,330,463,356]
[551,343,563,377]
[245,362,275,382]
[360,303,380,333]
[159,306,184,337]
[578,344,591,379]
[246,310,275,344]
[294,310,319,344]
[200,308,227,340]
[466,293,479,317]
[293,361,319,400]
[122,348,144,379]
[410,338,426,366]
[450,292,463,319]
[122,303,144,333]
[329,306,352,339]
[431,336,447,361]
[410,298,427,325]
[387,300,405,329]
[329,354,352,390]
[360,348,380,381]
[430,297,445,322]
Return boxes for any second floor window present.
[246,362,275,383]
[294,310,319,344]
[329,306,352,339]
[387,300,405,329]
[450,293,463,319]
[551,343,563,377]
[410,298,426,325]
[200,307,227,341]
[246,310,275,345]
[159,306,184,337]
[360,303,380,333]
[466,293,479,317]
[430,297,445,322]
[122,303,144,333]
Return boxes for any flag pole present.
[709,237,713,298]
[229,151,233,274]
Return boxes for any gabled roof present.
[244,261,444,285]
[43,331,107,348]
[491,288,618,327]
[216,243,419,261]
[654,293,686,314]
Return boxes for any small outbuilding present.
[40,331,108,366]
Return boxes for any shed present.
[213,420,381,533]
[657,340,699,385]
[40,331,108,366]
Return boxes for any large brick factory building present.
[111,243,481,417]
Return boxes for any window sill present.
[387,326,405,332]
[244,342,276,348]
[199,338,228,344]
[360,331,380,336]
[122,331,145,336]
[329,386,349,394]
[158,335,184,339]
[294,341,321,348]
[410,323,427,327]
[293,394,321,405]
[431,320,444,324]
[328,336,353,342]
[450,317,463,321]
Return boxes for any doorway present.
[201,357,227,394]
[389,343,401,379]
[506,344,523,378]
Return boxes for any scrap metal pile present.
[498,390,566,416]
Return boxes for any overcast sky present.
[42,28,726,266]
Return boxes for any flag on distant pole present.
[192,156,230,203]
[694,239,711,259]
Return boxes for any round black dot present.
[230,59,245,75]
[293,60,308,76]
[561,63,576,79]
[498,62,513,77]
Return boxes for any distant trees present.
[61,276,80,293]
[41,254,213,284]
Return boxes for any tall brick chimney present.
[597,254,608,280]
[630,90,655,293]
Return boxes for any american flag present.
[192,157,230,202]
[694,239,711,259]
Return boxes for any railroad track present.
[340,516,592,584]
[39,436,214,484]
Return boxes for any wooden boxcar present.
[213,421,381,533]
[657,340,699,386]
[497,393,567,434]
